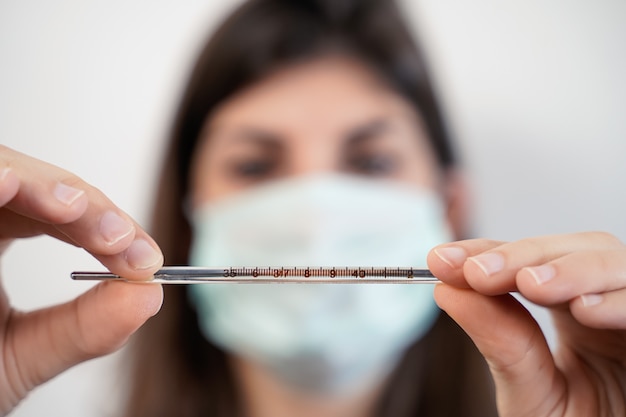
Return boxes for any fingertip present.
[432,282,449,310]
[521,264,557,287]
[115,280,164,320]
[462,255,498,294]
[515,264,569,307]
[569,293,626,330]
[77,280,164,355]
[428,245,471,287]
[432,246,468,269]
[100,280,163,317]
[467,252,505,277]
[579,293,603,307]
[433,284,477,319]
[141,282,164,318]
[94,238,164,282]
[569,295,605,329]
[123,238,164,273]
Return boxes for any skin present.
[0,55,624,416]
[429,234,626,416]
[191,55,626,417]
[190,56,445,417]
[0,145,164,415]
[189,57,442,205]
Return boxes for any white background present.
[1,0,625,415]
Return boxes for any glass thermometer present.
[71,266,440,284]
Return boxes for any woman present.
[123,0,494,415]
[0,0,624,416]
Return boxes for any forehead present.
[206,56,418,134]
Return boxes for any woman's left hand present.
[427,232,626,417]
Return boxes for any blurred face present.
[186,56,459,398]
[190,56,442,207]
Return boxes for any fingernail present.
[0,167,11,181]
[125,239,163,270]
[525,264,556,285]
[54,182,85,206]
[100,211,135,246]
[469,252,504,276]
[434,246,467,268]
[581,293,603,307]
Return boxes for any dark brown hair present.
[122,0,496,416]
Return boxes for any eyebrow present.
[344,118,391,146]
[210,118,390,148]
[214,127,284,149]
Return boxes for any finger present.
[0,208,163,279]
[434,284,566,415]
[516,247,626,308]
[4,281,163,409]
[94,234,165,279]
[439,233,622,296]
[0,209,77,242]
[569,287,626,330]
[427,239,504,288]
[0,146,164,279]
[1,147,134,253]
[0,146,89,225]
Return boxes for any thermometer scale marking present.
[71,266,440,284]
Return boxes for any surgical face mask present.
[188,174,452,395]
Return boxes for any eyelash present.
[346,153,397,176]
[225,151,398,180]
[231,158,277,179]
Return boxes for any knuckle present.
[58,173,111,209]
[0,146,24,169]
[584,231,622,247]
[0,150,17,172]
[58,172,88,190]
[0,144,13,156]
[509,237,545,260]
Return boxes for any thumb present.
[4,281,162,409]
[434,284,565,416]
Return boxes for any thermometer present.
[72,266,440,284]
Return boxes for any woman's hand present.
[427,232,626,416]
[0,145,164,415]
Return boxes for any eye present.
[230,158,278,179]
[346,153,398,176]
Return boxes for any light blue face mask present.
[188,174,452,395]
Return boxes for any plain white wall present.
[1,1,625,415]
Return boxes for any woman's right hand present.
[0,145,164,415]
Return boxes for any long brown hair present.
[122,0,496,415]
